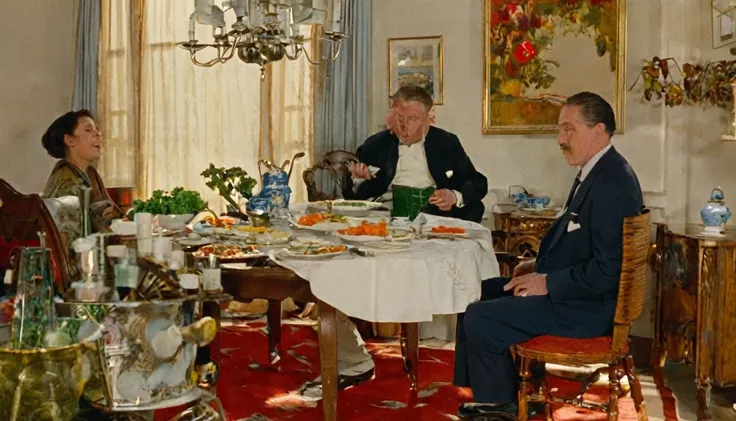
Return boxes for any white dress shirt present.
[392,138,435,188]
[354,137,465,207]
[391,138,464,207]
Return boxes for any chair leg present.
[537,377,553,421]
[624,355,648,421]
[518,356,532,421]
[607,363,623,421]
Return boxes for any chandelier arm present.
[218,35,241,63]
[302,39,344,65]
[190,52,221,68]
[283,43,303,61]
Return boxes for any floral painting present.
[483,0,626,134]
[388,36,444,105]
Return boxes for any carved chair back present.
[0,179,72,291]
[611,209,651,353]
[303,150,358,202]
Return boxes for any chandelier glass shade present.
[176,0,345,78]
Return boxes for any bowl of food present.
[130,187,207,231]
[157,213,196,231]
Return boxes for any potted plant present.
[201,164,257,219]
[130,187,207,230]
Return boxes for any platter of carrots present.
[292,213,349,231]
[336,221,411,243]
[428,225,468,238]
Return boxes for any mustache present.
[559,144,570,151]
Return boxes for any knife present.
[349,247,375,258]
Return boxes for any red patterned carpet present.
[159,322,678,421]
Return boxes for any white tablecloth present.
[269,212,500,323]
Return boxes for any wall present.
[0,0,76,193]
[372,0,733,337]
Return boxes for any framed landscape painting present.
[482,0,627,134]
[388,36,444,105]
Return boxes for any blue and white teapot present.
[700,187,731,234]
[247,152,305,214]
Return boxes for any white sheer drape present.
[140,1,262,212]
[98,0,313,212]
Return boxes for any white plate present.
[358,242,412,253]
[153,228,184,237]
[292,221,350,232]
[335,230,412,243]
[176,237,212,247]
[279,247,348,260]
[422,227,470,239]
[309,200,383,211]
[192,251,267,260]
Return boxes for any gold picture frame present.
[388,36,444,105]
[482,0,627,134]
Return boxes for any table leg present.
[318,301,338,421]
[400,322,419,403]
[696,377,713,421]
[267,299,282,364]
[203,301,222,364]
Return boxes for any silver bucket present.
[58,298,212,412]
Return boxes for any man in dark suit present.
[454,92,644,418]
[348,85,488,223]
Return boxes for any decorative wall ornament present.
[629,57,736,107]
[630,57,736,141]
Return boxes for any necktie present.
[563,172,582,210]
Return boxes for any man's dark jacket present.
[349,126,488,222]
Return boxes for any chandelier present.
[176,0,345,79]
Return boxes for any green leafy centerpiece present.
[130,187,207,230]
[201,164,257,217]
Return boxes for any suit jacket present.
[535,147,644,334]
[349,127,488,222]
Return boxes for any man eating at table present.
[453,92,644,418]
[347,85,488,223]
[297,86,489,401]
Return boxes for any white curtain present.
[97,0,137,189]
[263,41,314,204]
[98,0,314,212]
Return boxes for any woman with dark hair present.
[42,110,123,232]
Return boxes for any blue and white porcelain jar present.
[700,187,731,234]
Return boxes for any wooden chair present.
[514,210,650,421]
[303,150,358,201]
[0,179,73,292]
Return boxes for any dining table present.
[198,204,501,421]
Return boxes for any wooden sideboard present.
[491,210,556,276]
[652,223,736,421]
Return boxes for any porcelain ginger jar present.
[700,187,731,234]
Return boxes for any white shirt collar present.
[400,137,425,147]
[579,144,612,181]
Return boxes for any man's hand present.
[512,260,536,278]
[347,162,371,180]
[428,189,457,211]
[503,273,548,297]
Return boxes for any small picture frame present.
[387,36,444,105]
[713,0,736,49]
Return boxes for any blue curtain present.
[72,0,100,115]
[314,0,371,160]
